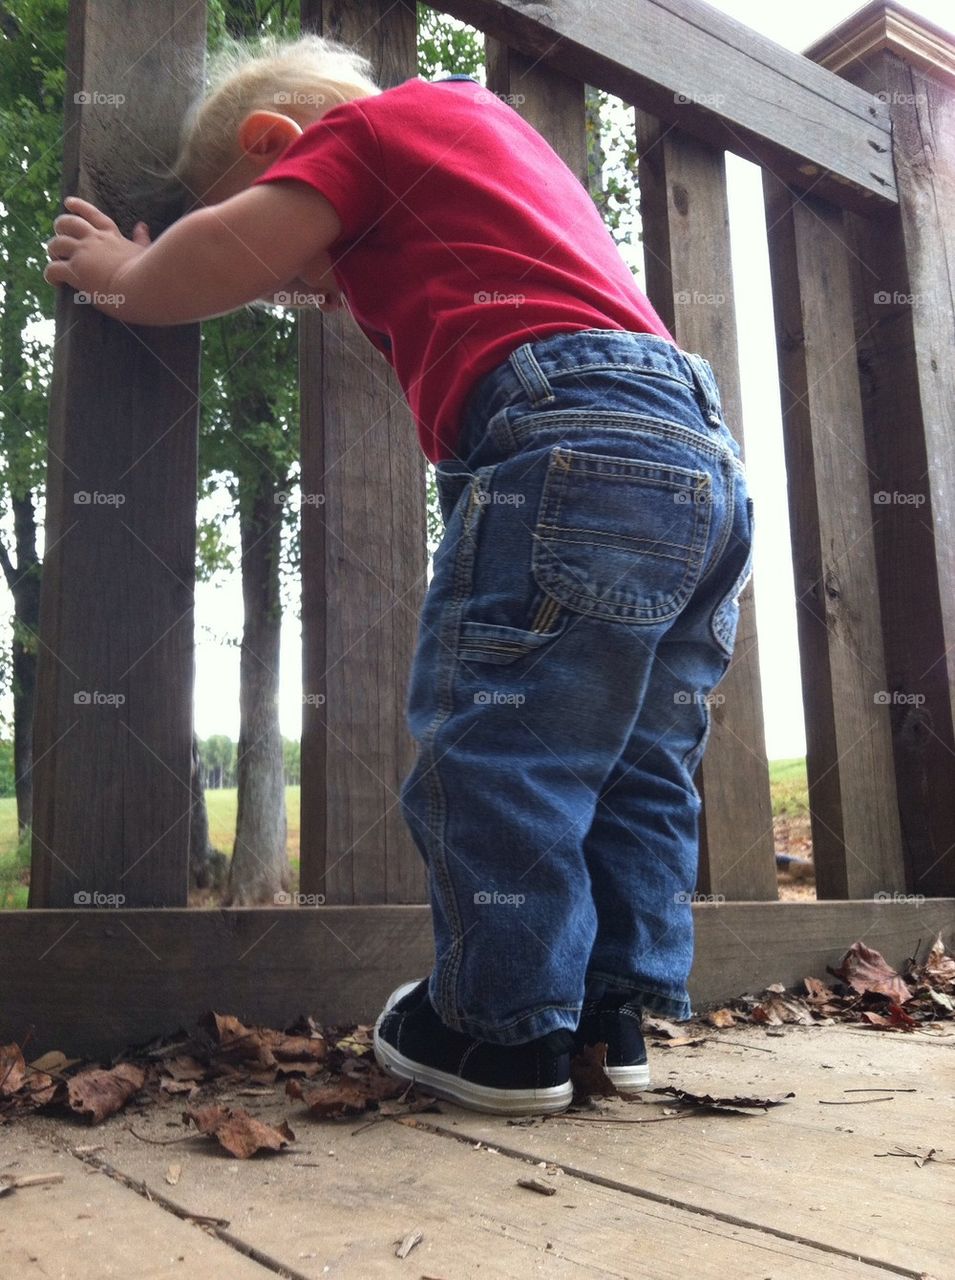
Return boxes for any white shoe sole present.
[373,980,573,1116]
[605,1061,652,1090]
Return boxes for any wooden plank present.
[99,1096,902,1279]
[2,1139,270,1279]
[435,0,896,209]
[433,1023,955,1278]
[761,180,906,900]
[1,900,950,1058]
[806,25,955,898]
[298,0,428,905]
[635,115,775,901]
[29,0,204,908]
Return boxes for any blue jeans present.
[400,329,754,1044]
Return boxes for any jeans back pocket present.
[531,446,712,624]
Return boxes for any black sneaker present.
[373,978,574,1115]
[574,994,651,1089]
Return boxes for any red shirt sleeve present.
[251,100,384,250]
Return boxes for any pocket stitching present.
[532,446,712,623]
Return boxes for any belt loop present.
[683,351,723,428]
[508,343,556,407]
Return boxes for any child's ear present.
[238,111,302,161]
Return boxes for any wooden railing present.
[4,0,953,1055]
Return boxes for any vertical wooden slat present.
[804,25,955,897]
[634,115,776,901]
[30,0,204,908]
[761,179,906,900]
[299,0,427,905]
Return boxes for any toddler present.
[45,34,755,1116]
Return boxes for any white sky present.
[9,0,953,761]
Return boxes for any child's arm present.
[44,184,343,326]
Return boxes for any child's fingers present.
[46,234,77,259]
[43,259,77,286]
[52,214,93,237]
[62,195,116,230]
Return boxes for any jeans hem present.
[430,996,580,1046]
[586,970,693,1021]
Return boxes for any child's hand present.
[44,196,151,313]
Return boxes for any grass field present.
[1,761,808,908]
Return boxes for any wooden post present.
[635,115,776,901]
[30,0,205,908]
[298,0,427,905]
[761,179,906,900]
[803,1,955,897]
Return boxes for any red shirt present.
[254,76,673,463]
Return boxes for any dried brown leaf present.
[0,1043,26,1096]
[648,1085,795,1113]
[833,942,913,1004]
[706,1008,737,1028]
[183,1104,294,1158]
[570,1042,618,1102]
[67,1063,146,1123]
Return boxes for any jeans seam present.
[430,474,490,1018]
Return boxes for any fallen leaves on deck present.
[183,1103,295,1158]
[66,1063,146,1123]
[647,1085,796,1114]
[1,933,951,1145]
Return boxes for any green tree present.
[0,0,66,837]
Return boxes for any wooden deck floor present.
[3,1022,953,1279]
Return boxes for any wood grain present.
[29,0,204,907]
[299,0,428,905]
[635,113,776,901]
[437,0,896,209]
[807,36,955,900]
[2,899,949,1058]
[762,179,906,899]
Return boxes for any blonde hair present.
[168,32,380,205]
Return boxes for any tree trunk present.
[189,733,227,891]
[0,255,42,838]
[226,466,288,905]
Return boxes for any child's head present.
[169,33,380,207]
